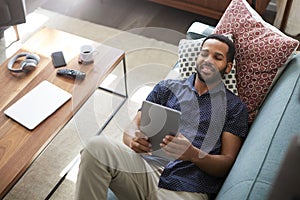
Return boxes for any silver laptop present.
[4,80,72,130]
[140,100,181,159]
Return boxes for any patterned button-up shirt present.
[145,73,248,194]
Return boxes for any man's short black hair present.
[201,34,236,63]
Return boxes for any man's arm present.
[123,111,153,154]
[161,131,243,177]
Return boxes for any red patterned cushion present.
[213,0,299,123]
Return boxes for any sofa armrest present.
[186,22,215,40]
[165,61,181,80]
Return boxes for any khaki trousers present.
[75,135,208,200]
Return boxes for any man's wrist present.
[190,148,207,163]
[198,149,208,159]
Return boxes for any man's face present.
[196,39,230,85]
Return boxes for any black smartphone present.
[51,51,67,68]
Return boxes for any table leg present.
[96,56,128,135]
[13,25,20,41]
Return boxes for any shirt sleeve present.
[136,80,166,112]
[145,82,163,104]
[223,98,249,138]
[145,80,173,105]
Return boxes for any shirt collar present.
[183,73,226,95]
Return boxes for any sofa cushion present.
[213,0,299,122]
[216,54,300,200]
[178,38,203,79]
[178,38,238,95]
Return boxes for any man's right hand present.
[123,111,152,154]
[128,130,152,154]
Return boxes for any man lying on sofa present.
[75,34,249,200]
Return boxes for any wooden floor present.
[26,0,218,33]
[25,0,276,44]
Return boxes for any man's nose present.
[204,55,214,63]
[205,54,214,61]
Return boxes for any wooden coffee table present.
[0,27,127,198]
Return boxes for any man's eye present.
[215,56,223,60]
[200,52,208,57]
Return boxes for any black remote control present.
[56,69,86,80]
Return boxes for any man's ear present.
[225,62,233,74]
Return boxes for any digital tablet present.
[140,100,181,159]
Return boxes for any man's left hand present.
[160,134,199,161]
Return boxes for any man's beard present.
[196,62,226,85]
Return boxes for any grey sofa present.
[0,0,26,40]
[181,23,300,199]
[108,23,300,199]
[216,52,300,199]
[171,23,300,199]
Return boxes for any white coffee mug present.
[79,44,95,64]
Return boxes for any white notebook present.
[4,80,72,130]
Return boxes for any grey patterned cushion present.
[178,38,238,95]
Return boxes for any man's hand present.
[128,130,152,154]
[161,132,243,177]
[123,111,152,154]
[160,134,200,161]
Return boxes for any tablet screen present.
[140,100,181,159]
